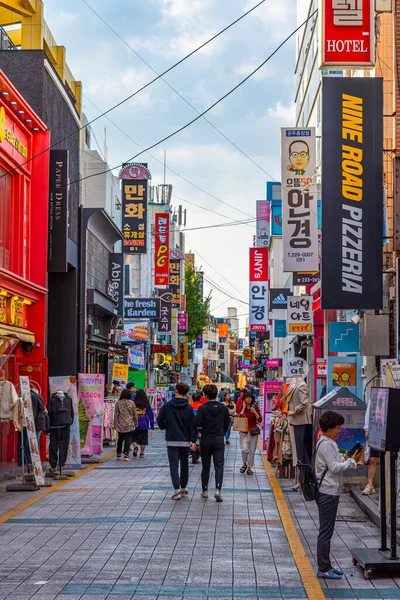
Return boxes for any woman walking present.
[238,393,261,475]
[223,394,235,445]
[315,411,358,579]
[114,389,138,461]
[131,389,154,458]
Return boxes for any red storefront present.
[0,71,49,468]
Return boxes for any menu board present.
[368,387,389,452]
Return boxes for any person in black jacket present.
[157,382,197,500]
[194,384,230,502]
[48,391,74,471]
[31,390,49,445]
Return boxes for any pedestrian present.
[157,382,197,500]
[362,397,379,495]
[131,389,154,458]
[191,392,202,415]
[218,387,227,403]
[315,410,358,579]
[114,389,138,461]
[126,382,137,400]
[238,392,261,475]
[194,384,230,502]
[223,394,235,445]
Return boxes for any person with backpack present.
[131,389,154,458]
[315,411,358,580]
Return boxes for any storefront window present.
[87,231,110,292]
[0,167,11,270]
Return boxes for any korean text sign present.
[154,213,170,287]
[78,374,105,456]
[256,200,270,248]
[321,77,383,309]
[177,335,189,367]
[249,247,269,332]
[122,180,147,254]
[287,296,313,335]
[177,312,188,332]
[169,259,181,306]
[281,128,318,272]
[321,0,375,69]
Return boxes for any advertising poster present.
[249,247,269,332]
[154,213,170,287]
[49,375,81,468]
[20,376,45,485]
[321,77,383,309]
[129,345,145,370]
[121,180,148,254]
[281,128,318,272]
[332,362,357,388]
[121,322,149,343]
[112,363,129,386]
[368,387,389,452]
[381,359,400,388]
[287,296,313,335]
[78,374,105,456]
[256,200,270,248]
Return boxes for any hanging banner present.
[287,295,313,335]
[169,259,181,306]
[320,0,375,69]
[177,335,188,367]
[112,363,129,386]
[49,376,81,468]
[177,312,188,332]
[158,291,172,335]
[20,376,45,486]
[129,345,146,370]
[109,253,124,322]
[321,77,383,309]
[171,309,178,351]
[154,213,170,287]
[48,150,69,273]
[122,180,148,254]
[256,200,270,248]
[78,374,105,456]
[281,128,318,272]
[249,247,269,332]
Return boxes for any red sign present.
[152,344,172,354]
[177,312,188,332]
[154,213,170,287]
[249,247,269,333]
[119,163,151,180]
[321,0,375,68]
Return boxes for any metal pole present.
[380,451,388,551]
[390,452,398,560]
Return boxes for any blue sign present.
[196,335,203,349]
[129,344,145,369]
[238,339,244,350]
[329,322,360,353]
[274,320,287,338]
[271,199,322,237]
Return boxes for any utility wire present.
[65,12,317,191]
[0,0,267,180]
[203,274,249,305]
[81,0,278,180]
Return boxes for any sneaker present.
[140,453,145,458]
[333,568,344,576]
[116,454,122,460]
[180,488,189,496]
[317,569,342,580]
[171,491,182,501]
[362,484,376,495]
[214,490,223,503]
[133,447,138,457]
[225,440,230,445]
[124,455,130,461]
[201,490,209,499]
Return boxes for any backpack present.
[298,439,328,502]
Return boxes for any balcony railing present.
[0,27,17,50]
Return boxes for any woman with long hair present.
[131,389,154,458]
[238,393,261,475]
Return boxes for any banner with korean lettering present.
[122,180,147,254]
[158,291,173,336]
[281,128,318,272]
[169,259,181,306]
[177,335,188,367]
[287,296,313,336]
[155,213,170,287]
[78,374,105,456]
[249,247,268,333]
[256,200,270,248]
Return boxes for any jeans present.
[49,427,70,468]
[240,431,259,467]
[117,431,131,456]
[201,437,225,491]
[167,446,190,490]
[225,420,232,441]
[316,493,340,572]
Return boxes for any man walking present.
[157,383,197,500]
[194,384,230,502]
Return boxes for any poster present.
[321,77,383,309]
[281,127,318,272]
[381,359,400,388]
[129,346,145,370]
[49,375,81,468]
[154,213,170,286]
[287,296,313,335]
[332,362,357,387]
[112,363,129,386]
[122,180,148,254]
[121,322,149,343]
[249,247,269,332]
[19,376,45,485]
[78,374,105,456]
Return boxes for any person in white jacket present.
[315,411,358,580]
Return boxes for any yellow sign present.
[0,107,5,143]
[112,363,129,385]
[0,105,28,158]
[243,348,254,361]
[177,336,188,367]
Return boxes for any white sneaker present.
[362,484,376,495]
[201,490,209,499]
[214,490,223,503]
[171,490,182,500]
[180,488,189,496]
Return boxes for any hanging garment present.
[0,380,18,420]
[49,427,71,468]
[48,393,74,427]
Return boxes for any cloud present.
[267,101,296,123]
[234,57,274,81]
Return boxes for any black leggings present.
[117,431,131,455]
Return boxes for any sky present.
[44,0,298,338]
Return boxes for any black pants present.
[200,437,225,491]
[316,493,340,572]
[117,431,131,456]
[49,426,71,468]
[293,424,313,465]
[167,446,190,490]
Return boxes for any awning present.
[0,324,35,343]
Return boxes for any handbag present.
[232,416,248,433]
[249,426,260,436]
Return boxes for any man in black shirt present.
[194,384,230,502]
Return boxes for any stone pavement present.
[0,432,399,599]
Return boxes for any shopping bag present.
[232,416,248,433]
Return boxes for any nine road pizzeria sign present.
[320,0,375,69]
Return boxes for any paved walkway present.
[0,432,400,600]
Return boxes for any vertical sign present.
[48,149,69,273]
[154,213,170,287]
[249,248,269,333]
[122,180,147,254]
[177,335,189,367]
[20,376,45,486]
[110,253,124,320]
[177,312,188,332]
[169,259,181,306]
[159,293,172,336]
[320,0,375,69]
[321,77,383,310]
[256,200,270,248]
[281,128,318,272]
[287,296,313,335]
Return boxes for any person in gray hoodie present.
[315,411,358,580]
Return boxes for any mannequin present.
[48,389,74,474]
[287,377,313,466]
[0,367,18,421]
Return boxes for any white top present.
[364,400,370,431]
[316,436,357,496]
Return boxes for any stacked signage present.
[154,213,170,287]
[249,248,269,333]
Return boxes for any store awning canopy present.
[0,324,35,343]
